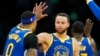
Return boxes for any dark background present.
[0,0,100,54]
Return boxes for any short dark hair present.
[56,13,70,22]
[72,21,84,33]
[21,11,35,20]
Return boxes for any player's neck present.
[19,23,33,31]
[56,31,67,38]
[73,33,83,41]
[29,26,33,32]
[28,24,34,32]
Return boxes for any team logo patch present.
[54,45,70,56]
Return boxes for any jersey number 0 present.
[5,43,14,56]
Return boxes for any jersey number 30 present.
[5,43,14,56]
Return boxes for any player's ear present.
[67,22,70,28]
[32,20,37,25]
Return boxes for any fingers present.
[86,18,89,24]
[35,3,41,12]
[88,19,93,25]
[35,3,39,11]
[33,2,48,19]
[35,3,38,8]
[41,14,48,18]
[88,19,91,23]
[38,2,48,12]
[91,22,94,26]
[39,2,47,8]
[86,18,93,24]
[43,14,48,17]
[42,5,48,11]
[39,2,42,7]
[86,18,91,23]
[33,7,35,13]
[35,2,48,11]
[41,2,46,8]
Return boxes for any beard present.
[55,28,67,34]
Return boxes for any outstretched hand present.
[84,18,94,38]
[33,2,48,21]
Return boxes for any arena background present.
[0,0,100,54]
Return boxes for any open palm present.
[84,18,94,37]
[33,2,48,21]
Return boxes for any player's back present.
[3,26,31,56]
[45,33,73,56]
[79,37,94,56]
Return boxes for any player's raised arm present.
[86,0,100,21]
[84,18,93,39]
[32,1,49,45]
[33,2,48,21]
[84,19,97,56]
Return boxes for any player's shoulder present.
[71,37,79,45]
[40,32,50,34]
[71,37,76,40]
[37,32,51,36]
[72,37,80,53]
[10,26,17,32]
[37,32,51,38]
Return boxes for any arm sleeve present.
[24,33,38,50]
[88,1,100,21]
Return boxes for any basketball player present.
[86,0,100,21]
[36,13,80,56]
[33,2,80,56]
[3,2,48,56]
[84,19,97,56]
[71,20,97,56]
[29,2,79,56]
[2,11,38,56]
